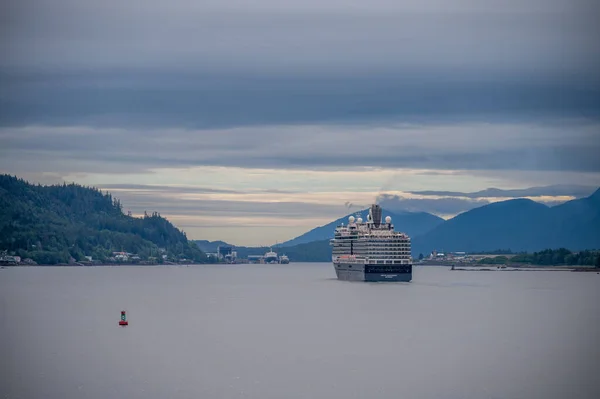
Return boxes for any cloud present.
[377,195,491,216]
[2,1,598,74]
[408,185,597,199]
[94,184,243,195]
[94,183,303,199]
[118,197,347,219]
[1,122,599,174]
[2,71,599,129]
[1,1,598,129]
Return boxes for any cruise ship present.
[330,204,412,282]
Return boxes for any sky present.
[1,0,599,246]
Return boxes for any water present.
[1,264,599,399]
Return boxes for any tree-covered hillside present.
[0,175,208,264]
[478,248,600,266]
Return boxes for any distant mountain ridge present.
[278,208,444,247]
[411,188,600,255]
[260,188,600,261]
[199,188,600,262]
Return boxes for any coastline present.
[443,266,599,272]
[417,260,600,271]
[3,263,598,273]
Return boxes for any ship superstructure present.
[330,204,412,282]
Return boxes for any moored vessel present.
[264,248,278,264]
[330,204,412,282]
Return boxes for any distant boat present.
[279,254,290,264]
[0,254,19,266]
[264,248,278,264]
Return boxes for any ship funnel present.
[370,204,382,227]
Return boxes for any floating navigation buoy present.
[118,310,128,326]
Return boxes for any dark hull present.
[364,272,412,282]
[334,263,412,282]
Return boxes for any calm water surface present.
[1,264,599,399]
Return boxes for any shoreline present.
[418,261,600,271]
[446,266,599,272]
[3,263,599,272]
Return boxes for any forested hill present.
[0,175,207,265]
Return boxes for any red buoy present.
[118,310,128,326]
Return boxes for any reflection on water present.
[1,264,599,399]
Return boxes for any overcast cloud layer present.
[2,122,599,173]
[1,0,599,245]
[2,1,600,128]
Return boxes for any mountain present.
[278,208,444,247]
[411,199,552,255]
[411,188,600,255]
[208,189,599,261]
[232,240,332,262]
[275,240,331,262]
[0,175,207,264]
[549,187,600,249]
[194,240,233,253]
